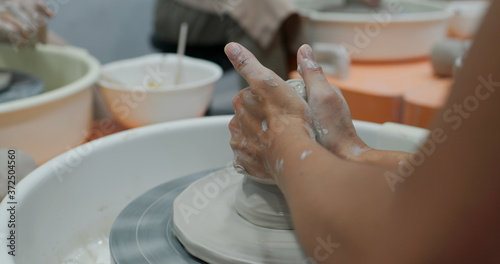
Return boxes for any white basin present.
[0,116,428,263]
[0,44,100,164]
[98,54,223,129]
[296,0,452,61]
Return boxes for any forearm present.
[325,131,413,173]
[272,130,392,263]
[348,146,413,173]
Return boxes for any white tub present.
[0,44,100,164]
[297,0,452,61]
[98,54,223,128]
[0,116,428,263]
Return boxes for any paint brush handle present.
[174,23,189,85]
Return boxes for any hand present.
[225,42,316,181]
[297,44,371,161]
[0,0,53,47]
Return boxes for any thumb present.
[224,42,288,91]
[296,44,334,104]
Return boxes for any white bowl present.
[447,1,490,39]
[98,54,223,128]
[0,44,100,164]
[0,116,428,263]
[296,0,452,61]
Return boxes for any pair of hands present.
[226,43,370,181]
[0,0,53,47]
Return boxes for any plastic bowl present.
[98,54,223,128]
[296,0,452,61]
[0,44,100,164]
[0,116,428,263]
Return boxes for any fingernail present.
[297,64,302,76]
[299,44,319,69]
[300,44,314,60]
[225,42,241,62]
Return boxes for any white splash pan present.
[0,44,100,164]
[0,116,428,263]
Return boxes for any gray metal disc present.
[109,169,221,264]
[0,70,44,103]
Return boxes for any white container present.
[0,44,100,164]
[296,0,452,61]
[447,1,490,39]
[98,54,223,128]
[0,116,428,264]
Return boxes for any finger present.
[240,87,263,114]
[231,92,242,114]
[36,2,54,17]
[239,91,268,132]
[33,5,51,28]
[232,90,257,129]
[0,21,17,41]
[232,89,267,140]
[224,42,288,91]
[1,12,28,38]
[9,2,32,26]
[4,4,36,39]
[232,88,258,117]
[228,115,242,140]
[297,44,334,103]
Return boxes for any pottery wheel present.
[110,167,307,264]
[109,169,217,264]
[0,70,44,103]
[173,167,306,264]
